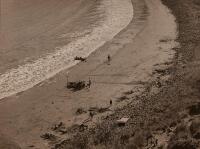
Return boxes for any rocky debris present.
[74,56,86,62]
[188,102,200,116]
[116,117,129,126]
[153,105,165,113]
[66,81,86,91]
[54,133,89,149]
[196,80,200,91]
[41,133,57,141]
[76,108,87,115]
[93,124,112,145]
[154,69,168,76]
[79,124,88,132]
[64,123,88,134]
[129,131,145,148]
[167,140,197,149]
[190,118,200,139]
[88,106,110,114]
[174,122,189,139]
[117,95,129,102]
[153,67,172,76]
[54,139,70,149]
[124,90,134,95]
[128,129,157,148]
[52,122,68,134]
[52,122,63,131]
[159,38,173,43]
[98,107,111,113]
[155,81,162,88]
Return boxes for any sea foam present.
[0,0,133,99]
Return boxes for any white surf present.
[0,0,133,99]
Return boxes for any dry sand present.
[0,0,178,148]
[70,0,200,148]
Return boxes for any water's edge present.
[0,0,133,99]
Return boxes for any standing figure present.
[110,99,113,106]
[89,111,94,119]
[87,77,92,88]
[107,54,111,65]
[66,72,69,86]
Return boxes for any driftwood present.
[67,81,86,91]
[89,106,110,114]
[116,117,129,126]
[51,122,68,134]
[76,108,87,115]
[41,133,56,141]
[74,56,86,62]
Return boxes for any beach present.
[0,0,180,148]
[55,0,200,148]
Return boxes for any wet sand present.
[0,0,178,148]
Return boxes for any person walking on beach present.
[107,54,111,65]
[87,77,92,88]
[110,99,112,106]
[89,111,94,120]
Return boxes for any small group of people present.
[84,54,112,88]
[68,54,113,120]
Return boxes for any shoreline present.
[0,0,133,100]
[56,0,200,148]
[0,0,184,148]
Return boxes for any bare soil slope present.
[57,0,200,148]
[0,0,179,148]
[1,0,197,148]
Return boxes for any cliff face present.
[161,0,200,61]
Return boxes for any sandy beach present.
[0,0,180,148]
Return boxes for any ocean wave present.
[0,0,133,99]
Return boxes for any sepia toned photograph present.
[0,0,200,148]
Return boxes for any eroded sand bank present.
[0,0,178,148]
